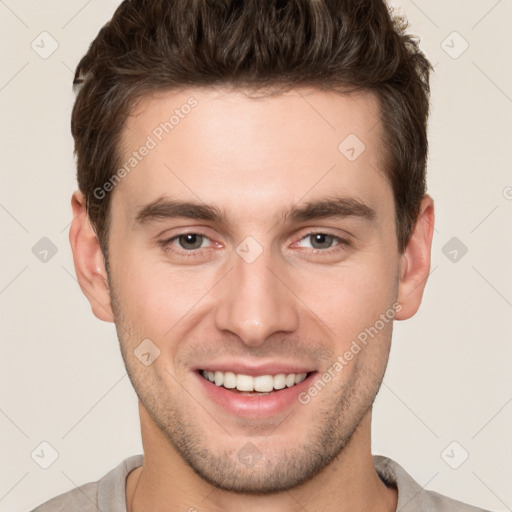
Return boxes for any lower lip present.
[194,371,317,418]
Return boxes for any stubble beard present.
[109,280,388,494]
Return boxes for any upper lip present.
[193,361,315,376]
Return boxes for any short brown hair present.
[71,0,432,258]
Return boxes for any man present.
[31,0,491,511]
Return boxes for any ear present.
[395,195,435,320]
[69,190,114,322]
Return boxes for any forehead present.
[114,86,392,225]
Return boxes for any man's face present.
[107,87,402,492]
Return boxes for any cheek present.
[291,257,398,343]
[110,247,217,335]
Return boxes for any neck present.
[126,404,397,512]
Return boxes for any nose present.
[214,240,299,347]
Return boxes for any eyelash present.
[158,230,350,258]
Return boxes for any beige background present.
[1,1,511,511]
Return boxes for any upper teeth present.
[201,370,308,392]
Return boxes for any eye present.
[296,231,350,252]
[159,232,216,257]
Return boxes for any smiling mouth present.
[198,369,313,395]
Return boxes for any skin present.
[69,86,434,512]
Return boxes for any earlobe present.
[395,195,435,320]
[69,190,114,323]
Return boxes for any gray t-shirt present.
[29,454,491,511]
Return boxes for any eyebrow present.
[134,194,376,226]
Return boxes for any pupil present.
[312,234,331,249]
[180,234,202,250]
